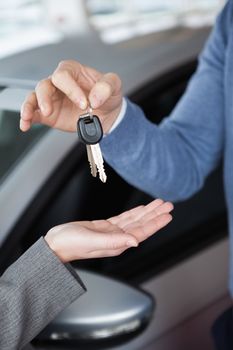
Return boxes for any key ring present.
[87,105,93,117]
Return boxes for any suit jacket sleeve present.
[0,237,86,350]
[101,1,232,202]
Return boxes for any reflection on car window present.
[0,109,47,183]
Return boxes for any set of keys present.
[77,108,107,183]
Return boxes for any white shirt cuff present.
[107,97,127,134]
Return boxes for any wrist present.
[44,230,67,263]
[107,97,126,134]
[102,99,123,134]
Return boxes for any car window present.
[0,109,47,184]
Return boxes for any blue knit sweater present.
[101,1,233,294]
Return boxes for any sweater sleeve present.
[0,237,86,350]
[101,1,232,202]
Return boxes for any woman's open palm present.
[45,199,173,263]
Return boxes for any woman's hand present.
[45,199,173,263]
[20,60,123,134]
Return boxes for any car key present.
[77,109,107,183]
[86,143,97,178]
[90,143,107,183]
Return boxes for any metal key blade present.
[86,144,97,177]
[90,143,107,183]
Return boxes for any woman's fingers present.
[124,213,173,243]
[107,200,173,245]
[86,247,126,258]
[108,199,173,229]
[136,201,174,227]
[108,205,144,226]
[108,199,162,226]
[87,231,138,252]
[74,210,172,260]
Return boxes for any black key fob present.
[77,114,103,145]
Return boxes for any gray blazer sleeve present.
[0,237,86,350]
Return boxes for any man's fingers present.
[51,62,87,109]
[20,92,39,131]
[35,78,56,116]
[89,72,122,109]
[19,119,31,132]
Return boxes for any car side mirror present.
[35,269,155,348]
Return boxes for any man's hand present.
[20,60,123,134]
[45,199,173,263]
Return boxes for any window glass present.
[0,109,47,184]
